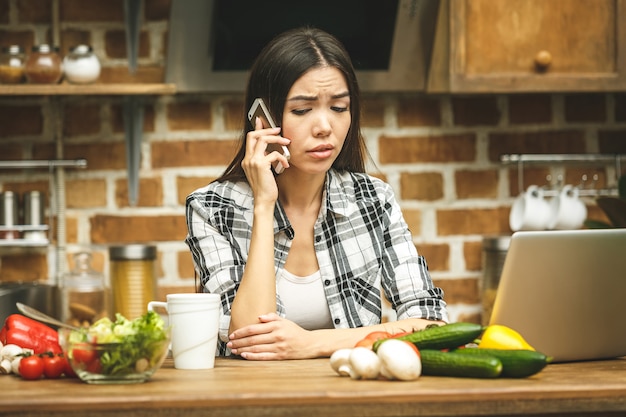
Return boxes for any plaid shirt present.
[185,170,448,355]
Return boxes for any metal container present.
[109,245,157,320]
[481,235,511,326]
[0,191,19,239]
[0,282,60,326]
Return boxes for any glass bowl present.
[58,326,170,384]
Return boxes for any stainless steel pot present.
[0,282,60,326]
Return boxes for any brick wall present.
[1,0,626,324]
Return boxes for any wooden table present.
[1,357,625,417]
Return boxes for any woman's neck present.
[277,171,326,212]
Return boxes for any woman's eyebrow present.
[287,91,350,102]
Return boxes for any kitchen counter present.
[1,356,625,417]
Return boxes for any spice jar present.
[24,44,63,84]
[61,251,111,327]
[109,245,157,320]
[63,44,101,84]
[0,45,26,84]
[0,191,20,240]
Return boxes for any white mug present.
[509,185,551,231]
[548,185,587,230]
[148,293,221,370]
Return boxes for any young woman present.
[185,27,448,360]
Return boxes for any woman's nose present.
[312,112,332,137]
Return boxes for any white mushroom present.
[0,344,24,361]
[349,347,381,380]
[330,348,354,377]
[0,358,11,374]
[376,339,422,381]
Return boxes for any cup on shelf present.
[148,293,220,370]
[509,185,552,231]
[548,184,587,230]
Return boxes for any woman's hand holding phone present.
[242,117,290,205]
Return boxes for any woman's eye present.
[291,109,310,116]
[331,106,349,113]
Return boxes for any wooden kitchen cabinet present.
[427,0,626,93]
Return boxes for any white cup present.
[509,185,552,231]
[148,293,221,370]
[548,184,587,230]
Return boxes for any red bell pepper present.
[1,314,62,354]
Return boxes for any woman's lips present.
[308,145,334,159]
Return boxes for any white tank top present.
[277,269,334,330]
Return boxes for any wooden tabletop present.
[1,356,625,417]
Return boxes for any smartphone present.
[247,98,290,174]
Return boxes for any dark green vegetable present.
[420,349,502,378]
[374,322,484,351]
[452,348,551,378]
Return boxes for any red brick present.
[397,96,441,127]
[17,0,52,23]
[598,130,626,154]
[488,130,586,162]
[0,0,8,24]
[152,139,238,169]
[508,94,552,124]
[616,93,626,122]
[437,208,510,236]
[157,284,197,301]
[508,167,551,196]
[166,101,213,131]
[104,30,150,59]
[379,134,476,164]
[60,0,124,22]
[0,144,23,168]
[223,99,245,131]
[0,253,47,282]
[362,96,385,128]
[564,94,606,123]
[455,169,498,199]
[63,103,101,136]
[400,172,444,201]
[115,177,163,207]
[98,66,164,83]
[66,179,107,208]
[415,243,449,272]
[111,102,155,133]
[90,214,187,244]
[59,29,91,55]
[0,105,43,136]
[452,96,500,126]
[176,176,216,205]
[434,277,479,305]
[463,241,482,271]
[401,208,421,236]
[0,30,34,48]
[33,142,127,170]
[145,0,171,21]
[177,250,195,280]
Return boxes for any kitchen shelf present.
[0,226,49,248]
[0,83,176,96]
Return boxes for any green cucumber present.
[376,322,484,351]
[420,349,502,378]
[452,348,551,378]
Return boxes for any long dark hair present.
[216,27,366,183]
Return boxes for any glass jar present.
[61,251,111,327]
[109,245,157,320]
[0,45,26,84]
[63,44,101,84]
[24,44,63,84]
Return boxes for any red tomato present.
[354,331,392,349]
[42,354,66,379]
[20,355,44,380]
[60,354,78,378]
[72,343,97,364]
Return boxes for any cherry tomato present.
[59,354,77,378]
[42,354,66,379]
[20,355,44,380]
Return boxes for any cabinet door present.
[428,0,626,92]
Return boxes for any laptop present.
[489,229,626,362]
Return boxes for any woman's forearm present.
[229,203,278,333]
